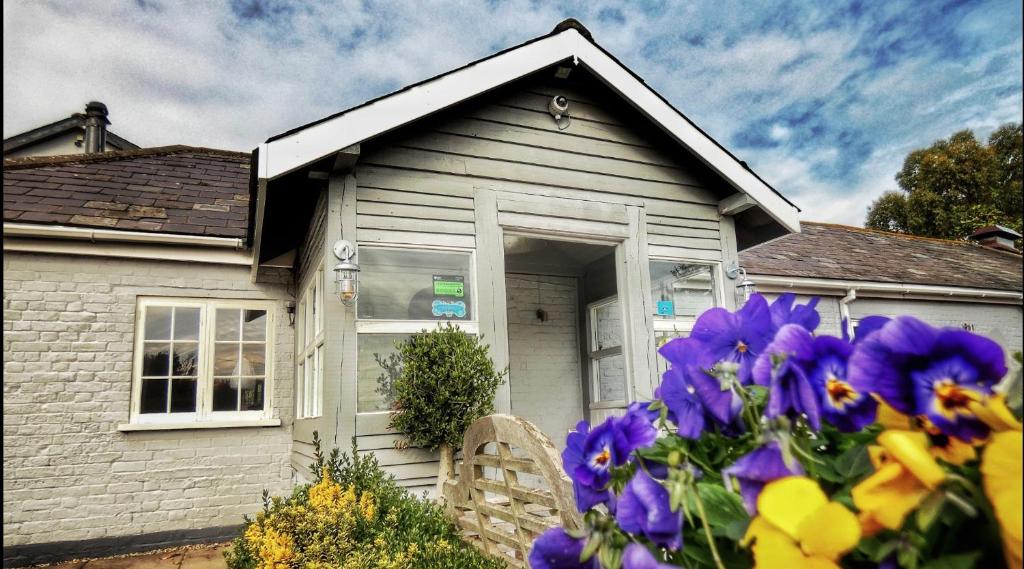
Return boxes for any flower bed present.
[531,293,1022,569]
[225,435,505,569]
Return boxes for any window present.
[588,297,626,407]
[355,246,476,413]
[131,298,274,424]
[649,260,720,376]
[296,267,325,419]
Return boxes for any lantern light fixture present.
[725,261,757,302]
[332,239,360,306]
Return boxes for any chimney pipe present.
[83,101,109,154]
[968,225,1022,253]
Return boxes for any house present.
[3,101,139,159]
[8,18,1016,566]
[3,19,800,564]
[740,222,1023,355]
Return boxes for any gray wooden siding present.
[350,75,731,486]
[297,190,327,291]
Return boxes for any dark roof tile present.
[3,145,250,238]
[741,222,1022,292]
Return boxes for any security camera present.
[548,95,569,120]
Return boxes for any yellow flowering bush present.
[225,435,505,569]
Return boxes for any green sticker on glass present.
[433,275,464,298]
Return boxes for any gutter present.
[751,274,1023,304]
[839,288,856,338]
[3,223,246,249]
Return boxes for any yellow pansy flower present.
[852,431,946,534]
[742,476,861,569]
[970,393,1023,433]
[875,400,978,465]
[982,431,1023,569]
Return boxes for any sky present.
[3,0,1022,225]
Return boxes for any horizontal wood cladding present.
[296,191,327,288]
[353,73,726,256]
[354,413,440,486]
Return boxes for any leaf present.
[688,483,749,530]
[920,551,982,569]
[833,445,872,480]
[916,491,945,531]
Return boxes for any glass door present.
[587,297,626,411]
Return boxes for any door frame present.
[473,188,658,422]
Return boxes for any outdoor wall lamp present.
[725,262,757,302]
[285,300,296,326]
[332,239,360,306]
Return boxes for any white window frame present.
[587,295,627,410]
[650,258,724,337]
[296,266,325,419]
[128,297,276,426]
[354,244,479,416]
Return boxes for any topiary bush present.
[224,432,505,569]
[387,323,506,489]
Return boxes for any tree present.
[866,123,1023,241]
[386,323,506,497]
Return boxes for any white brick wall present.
[2,252,294,547]
[506,274,584,448]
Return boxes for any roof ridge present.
[3,145,250,170]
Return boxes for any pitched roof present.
[740,222,1023,292]
[3,113,138,155]
[257,19,799,233]
[3,146,251,238]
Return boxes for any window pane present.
[357,334,410,412]
[314,347,323,415]
[143,343,170,376]
[216,309,241,341]
[213,377,239,411]
[241,378,265,411]
[170,379,197,412]
[140,378,168,413]
[215,343,239,376]
[357,248,472,320]
[172,342,199,376]
[242,344,266,375]
[649,262,716,320]
[145,307,172,340]
[174,307,200,341]
[313,279,321,335]
[594,302,622,351]
[243,310,267,341]
[596,354,626,402]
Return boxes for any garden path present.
[35,543,228,569]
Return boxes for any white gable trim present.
[261,28,800,232]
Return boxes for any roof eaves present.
[2,116,84,153]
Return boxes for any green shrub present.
[224,432,505,569]
[388,323,506,450]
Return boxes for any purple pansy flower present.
[722,441,804,515]
[687,293,774,384]
[529,527,598,569]
[769,293,821,333]
[849,316,1007,442]
[622,543,675,569]
[616,470,683,550]
[562,412,658,512]
[658,337,745,430]
[752,324,822,429]
[657,366,706,439]
[562,421,615,511]
[807,335,877,432]
[851,315,890,343]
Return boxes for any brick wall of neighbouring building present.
[2,252,295,556]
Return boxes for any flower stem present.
[692,485,727,569]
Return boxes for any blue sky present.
[3,0,1021,224]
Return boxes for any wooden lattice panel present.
[442,414,582,568]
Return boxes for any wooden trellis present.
[441,414,582,567]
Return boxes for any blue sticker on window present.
[432,299,467,319]
[656,300,674,316]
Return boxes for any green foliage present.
[387,323,507,450]
[224,432,505,569]
[865,123,1023,242]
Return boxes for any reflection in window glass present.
[357,248,472,320]
[649,262,716,320]
[140,306,201,414]
[357,334,410,413]
[594,301,622,350]
[212,307,268,413]
[597,354,626,401]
